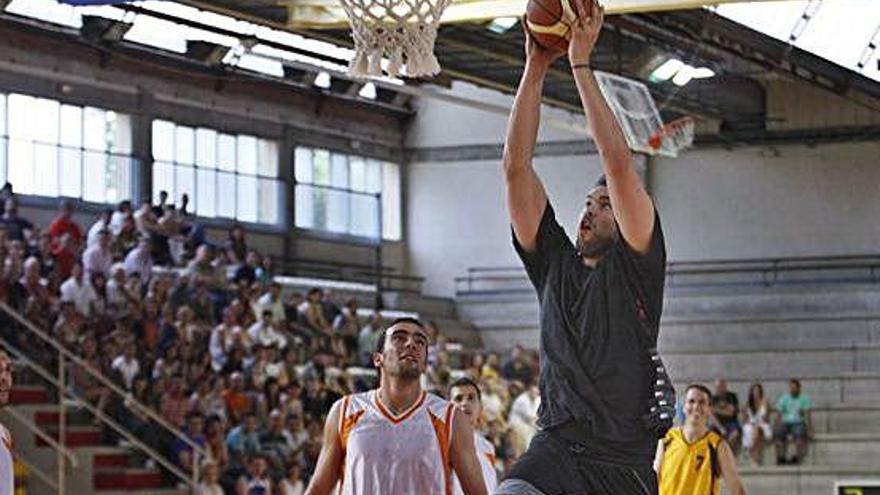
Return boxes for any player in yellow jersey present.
[654,384,746,495]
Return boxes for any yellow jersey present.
[659,427,723,495]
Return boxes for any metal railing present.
[455,254,880,295]
[0,301,210,493]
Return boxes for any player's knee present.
[494,479,549,495]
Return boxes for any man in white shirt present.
[111,343,141,391]
[124,236,153,283]
[83,228,113,279]
[248,311,287,350]
[86,209,113,248]
[1,348,15,495]
[59,261,98,318]
[449,377,498,495]
[253,283,286,323]
[508,385,540,458]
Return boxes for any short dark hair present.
[593,174,607,188]
[685,383,712,401]
[449,377,481,400]
[790,378,801,388]
[374,317,425,354]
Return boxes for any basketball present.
[525,0,584,51]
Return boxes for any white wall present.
[408,154,604,296]
[652,142,880,260]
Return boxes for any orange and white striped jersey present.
[452,432,497,495]
[337,390,456,495]
[1,422,13,495]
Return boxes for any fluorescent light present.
[358,82,377,99]
[672,65,694,86]
[649,58,684,82]
[487,17,518,34]
[314,71,331,89]
[691,67,715,79]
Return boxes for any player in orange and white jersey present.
[304,318,487,495]
[449,377,498,495]
[1,348,15,495]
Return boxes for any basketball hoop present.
[648,117,695,156]
[338,0,452,78]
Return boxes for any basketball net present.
[339,0,452,78]
[648,117,695,156]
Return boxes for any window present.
[0,91,135,203]
[151,119,281,224]
[294,147,401,241]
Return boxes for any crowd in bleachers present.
[0,185,550,495]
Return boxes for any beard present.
[577,234,615,258]
[385,360,422,380]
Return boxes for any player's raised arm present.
[503,24,563,252]
[569,0,655,254]
[304,400,344,495]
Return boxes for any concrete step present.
[728,466,880,495]
[672,373,880,406]
[664,345,880,380]
[797,434,880,468]
[811,403,880,434]
[384,291,457,318]
[430,316,482,348]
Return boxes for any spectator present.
[299,288,330,335]
[320,289,340,324]
[332,298,361,354]
[105,263,130,314]
[203,415,230,472]
[253,282,285,324]
[109,200,133,236]
[357,311,384,366]
[259,408,290,473]
[501,345,534,386]
[248,311,287,350]
[256,255,274,288]
[111,342,141,391]
[278,463,305,495]
[124,236,153,283]
[47,199,83,250]
[712,378,742,455]
[236,454,272,495]
[742,382,772,466]
[32,232,56,279]
[224,372,252,425]
[283,411,308,467]
[774,378,813,465]
[59,261,97,318]
[185,245,225,291]
[52,232,77,281]
[83,229,113,279]
[112,214,139,258]
[0,197,34,242]
[172,411,207,474]
[507,384,540,458]
[197,460,224,495]
[227,413,262,465]
[227,224,248,266]
[53,300,84,349]
[233,250,261,287]
[160,374,192,429]
[87,209,113,248]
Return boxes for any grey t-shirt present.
[513,201,666,462]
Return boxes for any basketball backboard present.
[281,0,778,29]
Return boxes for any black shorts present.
[502,430,658,495]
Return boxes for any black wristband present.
[571,63,591,70]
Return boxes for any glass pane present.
[236,174,258,223]
[257,139,278,177]
[294,147,312,183]
[313,149,330,186]
[258,178,279,224]
[0,138,6,187]
[330,153,348,188]
[152,162,175,204]
[174,164,195,205]
[0,93,6,136]
[325,186,347,234]
[60,105,83,149]
[108,112,132,154]
[82,151,107,202]
[350,192,379,239]
[175,125,195,165]
[196,128,217,169]
[196,168,216,217]
[349,157,366,192]
[8,140,34,194]
[83,107,107,151]
[152,120,175,162]
[382,162,401,240]
[33,97,60,144]
[106,154,133,203]
[59,147,82,198]
[237,135,257,175]
[217,133,236,171]
[33,142,59,197]
[365,159,382,194]
[294,185,314,229]
[217,171,236,218]
[8,94,34,139]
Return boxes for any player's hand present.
[523,16,564,71]
[568,0,604,66]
